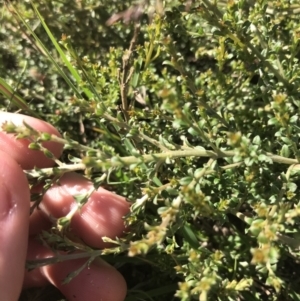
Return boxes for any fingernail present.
[0,182,14,220]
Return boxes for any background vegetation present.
[1,0,300,300]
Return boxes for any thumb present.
[0,151,30,301]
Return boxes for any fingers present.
[0,112,63,169]
[23,238,51,289]
[24,238,127,301]
[0,112,130,247]
[70,187,130,248]
[0,112,63,300]
[0,112,129,301]
[39,172,130,249]
[28,208,52,236]
[26,173,130,301]
[43,258,127,301]
[0,151,30,301]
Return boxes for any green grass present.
[2,0,300,300]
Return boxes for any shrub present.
[2,1,300,300]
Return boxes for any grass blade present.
[30,1,94,100]
[0,77,40,117]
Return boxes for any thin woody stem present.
[24,148,299,179]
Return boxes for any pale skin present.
[0,112,129,301]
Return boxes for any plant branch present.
[24,148,299,179]
[102,112,170,151]
[119,22,140,122]
[26,250,102,269]
[201,0,293,91]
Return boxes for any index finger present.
[0,112,63,169]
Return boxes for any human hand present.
[0,112,129,301]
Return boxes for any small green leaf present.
[179,176,193,185]
[280,145,290,158]
[28,143,41,150]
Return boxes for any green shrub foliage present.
[2,1,300,300]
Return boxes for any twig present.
[119,23,141,122]
[24,148,299,179]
